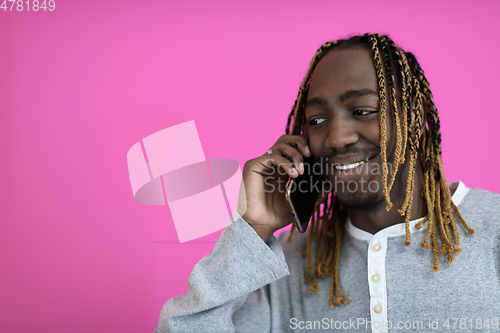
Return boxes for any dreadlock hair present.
[284,33,475,308]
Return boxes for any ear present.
[410,92,427,137]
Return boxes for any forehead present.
[307,47,378,99]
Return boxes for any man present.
[155,34,500,332]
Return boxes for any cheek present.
[306,132,325,158]
[364,122,381,145]
[355,119,381,149]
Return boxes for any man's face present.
[305,47,399,210]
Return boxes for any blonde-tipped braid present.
[369,35,392,212]
[285,33,474,307]
[379,36,404,204]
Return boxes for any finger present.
[257,153,299,179]
[271,143,305,175]
[275,135,311,158]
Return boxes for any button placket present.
[367,237,388,333]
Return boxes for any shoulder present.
[457,186,500,237]
[459,187,500,216]
[471,187,500,201]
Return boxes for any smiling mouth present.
[333,154,377,170]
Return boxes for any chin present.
[335,189,381,211]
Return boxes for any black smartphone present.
[285,156,324,233]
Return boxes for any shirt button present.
[371,274,380,283]
[372,243,381,252]
[374,304,382,313]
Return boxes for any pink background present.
[1,1,499,332]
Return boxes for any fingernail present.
[299,162,304,174]
[290,168,298,176]
[305,146,310,155]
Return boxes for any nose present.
[324,114,359,150]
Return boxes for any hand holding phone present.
[237,135,311,242]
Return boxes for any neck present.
[347,157,427,235]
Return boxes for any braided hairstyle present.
[284,34,475,308]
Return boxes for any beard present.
[334,185,382,211]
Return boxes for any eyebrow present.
[306,89,379,107]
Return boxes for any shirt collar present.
[345,181,469,241]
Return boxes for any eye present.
[309,117,327,126]
[352,110,377,116]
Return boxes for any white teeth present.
[335,161,365,170]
